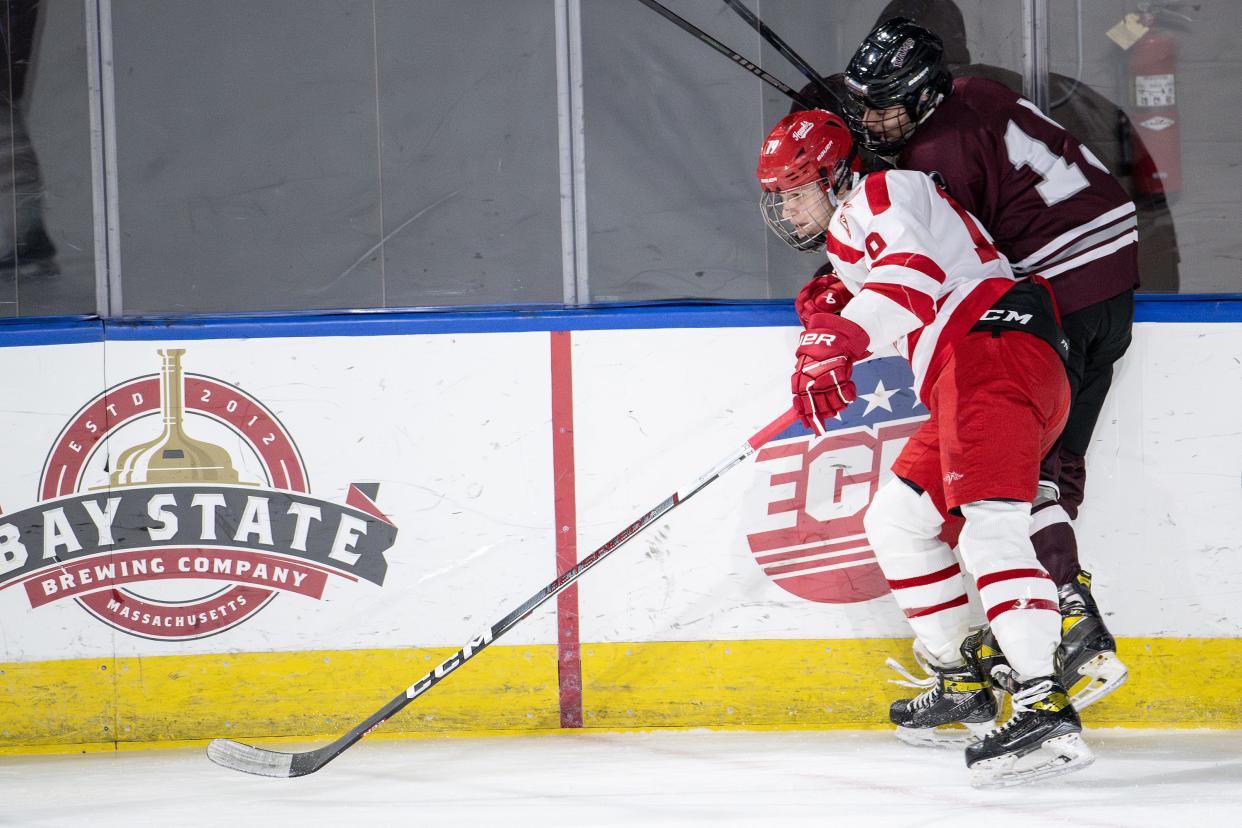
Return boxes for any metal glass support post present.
[1022,0,1051,112]
[555,0,589,306]
[85,0,122,317]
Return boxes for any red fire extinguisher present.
[1126,3,1192,198]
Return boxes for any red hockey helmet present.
[756,110,860,251]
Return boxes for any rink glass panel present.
[579,0,1024,303]
[106,0,564,314]
[0,0,95,317]
[4,1,1241,317]
[1046,0,1242,294]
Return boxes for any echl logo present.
[745,355,926,604]
[0,349,398,640]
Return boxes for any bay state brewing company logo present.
[0,349,397,640]
[745,355,927,604]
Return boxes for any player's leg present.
[956,498,1086,788]
[1034,290,1134,707]
[864,471,997,747]
[942,331,1093,787]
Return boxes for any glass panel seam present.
[1023,0,1050,112]
[555,0,588,305]
[85,0,121,317]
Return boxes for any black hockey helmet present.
[842,17,953,155]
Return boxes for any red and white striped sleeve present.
[838,172,950,351]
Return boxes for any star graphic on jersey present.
[859,379,900,416]
[908,385,925,409]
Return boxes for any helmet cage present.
[759,162,854,253]
[761,180,832,252]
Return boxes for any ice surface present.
[3,729,1239,826]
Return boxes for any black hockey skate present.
[965,626,1008,681]
[1057,570,1128,709]
[888,635,997,748]
[965,671,1094,789]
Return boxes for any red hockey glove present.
[791,313,871,433]
[794,267,852,326]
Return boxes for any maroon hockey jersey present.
[899,77,1139,314]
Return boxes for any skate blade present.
[895,719,994,749]
[1067,652,1129,710]
[969,732,1095,789]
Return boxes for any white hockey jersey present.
[829,170,1019,404]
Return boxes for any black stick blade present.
[207,738,297,778]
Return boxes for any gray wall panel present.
[375,0,562,308]
[6,0,95,317]
[111,0,384,314]
[8,0,1237,317]
[578,0,1028,304]
[581,0,777,302]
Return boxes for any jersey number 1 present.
[1004,121,1089,206]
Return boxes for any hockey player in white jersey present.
[756,109,1094,788]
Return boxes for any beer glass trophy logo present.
[745,355,926,604]
[0,349,398,640]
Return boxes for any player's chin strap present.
[825,174,859,210]
[825,145,861,209]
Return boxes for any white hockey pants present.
[865,478,1061,678]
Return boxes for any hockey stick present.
[207,407,800,777]
[632,0,816,109]
[720,0,845,111]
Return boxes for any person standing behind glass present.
[0,0,58,281]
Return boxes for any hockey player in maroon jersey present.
[757,109,1093,788]
[836,17,1132,714]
